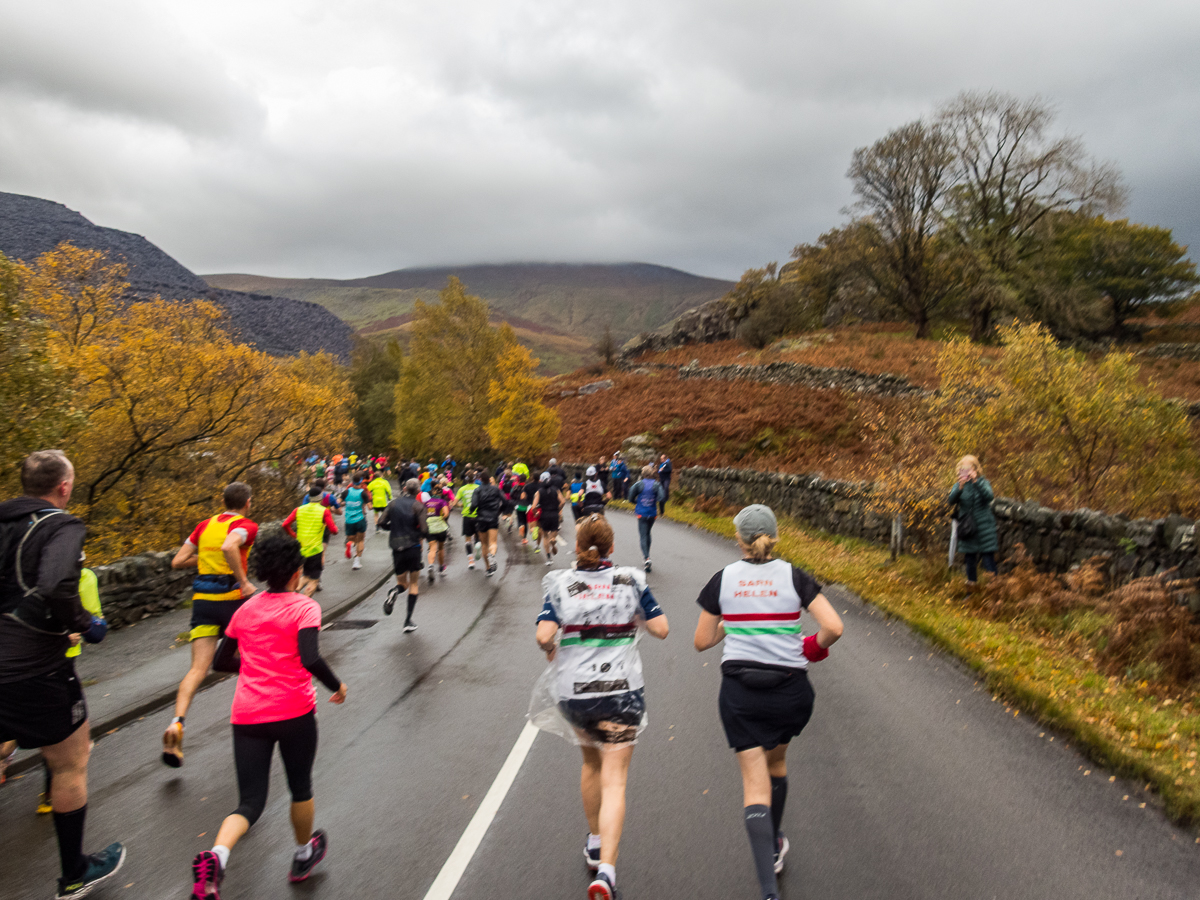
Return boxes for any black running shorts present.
[302,553,324,580]
[344,520,367,537]
[392,545,423,574]
[461,517,477,537]
[0,663,88,749]
[718,666,814,752]
[189,596,246,641]
[476,518,499,533]
[560,689,645,745]
[538,512,560,532]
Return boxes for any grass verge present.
[660,491,1200,829]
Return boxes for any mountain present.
[0,192,352,360]
[203,263,736,373]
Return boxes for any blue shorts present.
[345,520,367,537]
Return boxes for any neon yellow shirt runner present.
[368,476,393,507]
[513,463,530,479]
[294,503,328,557]
[456,483,479,518]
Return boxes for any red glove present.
[803,634,829,662]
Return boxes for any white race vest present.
[544,566,648,700]
[718,558,808,670]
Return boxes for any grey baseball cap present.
[733,504,777,541]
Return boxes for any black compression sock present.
[53,805,88,881]
[743,804,778,899]
[405,594,417,624]
[770,775,788,839]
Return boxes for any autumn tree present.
[0,254,79,492]
[593,325,620,367]
[393,277,515,459]
[486,343,561,460]
[848,120,960,337]
[18,243,353,559]
[938,91,1126,340]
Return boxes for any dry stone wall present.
[677,466,1199,582]
[91,552,193,628]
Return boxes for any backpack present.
[0,508,70,630]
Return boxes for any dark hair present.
[223,481,252,510]
[313,478,326,491]
[308,484,324,498]
[352,474,363,485]
[21,450,72,496]
[479,472,493,484]
[251,529,304,592]
[575,514,613,570]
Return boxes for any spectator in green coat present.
[949,454,999,586]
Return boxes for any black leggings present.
[963,552,997,583]
[231,710,318,826]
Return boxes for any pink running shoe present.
[191,850,223,900]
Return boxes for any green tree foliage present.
[350,336,402,451]
[848,120,962,338]
[1044,215,1198,335]
[393,277,515,458]
[0,253,80,492]
[486,343,561,460]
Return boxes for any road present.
[2,511,1198,899]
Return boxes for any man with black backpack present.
[0,450,126,898]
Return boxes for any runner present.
[628,466,666,573]
[529,472,566,566]
[499,467,517,532]
[580,467,611,516]
[189,530,348,900]
[163,482,258,768]
[569,473,585,522]
[692,504,843,900]
[0,450,126,898]
[424,483,451,582]
[281,487,339,598]
[547,458,568,493]
[512,459,530,481]
[534,514,669,900]
[657,454,673,515]
[467,472,503,577]
[514,474,532,545]
[368,469,393,532]
[455,473,480,570]
[379,479,428,632]
[341,475,369,571]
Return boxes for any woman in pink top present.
[189,531,348,900]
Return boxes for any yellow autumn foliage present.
[486,342,561,460]
[16,243,352,561]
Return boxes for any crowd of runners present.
[0,445,840,900]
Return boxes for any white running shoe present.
[352,557,362,570]
[468,556,475,569]
[774,834,789,874]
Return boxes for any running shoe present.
[288,829,328,883]
[644,559,651,573]
[403,622,418,633]
[57,842,126,899]
[344,541,352,559]
[352,557,362,570]
[521,538,528,545]
[428,564,435,584]
[545,558,553,567]
[774,834,789,873]
[161,721,184,768]
[37,793,53,814]
[468,556,475,569]
[587,871,620,900]
[190,849,222,900]
[383,585,403,616]
[474,541,482,558]
[583,838,600,871]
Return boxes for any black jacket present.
[0,497,90,682]
[469,484,504,522]
[379,495,428,551]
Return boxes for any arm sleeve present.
[281,509,298,534]
[39,522,92,632]
[792,566,822,608]
[298,627,342,692]
[656,483,667,502]
[212,635,241,673]
[948,484,962,504]
[323,509,338,533]
[974,478,994,503]
[696,570,724,616]
[536,596,559,624]
[639,586,664,620]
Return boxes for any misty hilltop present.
[205,263,735,373]
[0,192,353,360]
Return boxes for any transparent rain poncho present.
[527,565,654,748]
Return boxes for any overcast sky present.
[1,0,1197,281]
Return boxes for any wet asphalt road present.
[2,511,1199,900]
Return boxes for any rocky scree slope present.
[0,192,352,360]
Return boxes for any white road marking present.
[421,721,539,900]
